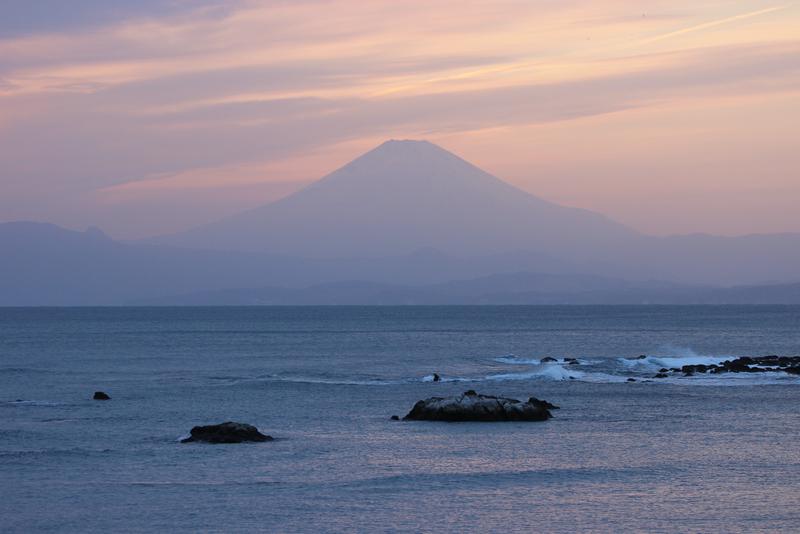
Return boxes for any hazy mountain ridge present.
[0,222,592,305]
[3,140,800,304]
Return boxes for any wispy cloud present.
[0,0,798,238]
[638,4,791,44]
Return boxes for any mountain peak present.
[326,138,481,190]
[380,138,434,147]
[157,140,636,257]
[355,139,452,164]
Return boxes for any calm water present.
[2,306,799,533]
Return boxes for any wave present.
[1,400,67,407]
[212,347,798,389]
[617,346,732,371]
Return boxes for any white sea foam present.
[618,346,732,370]
[487,363,583,382]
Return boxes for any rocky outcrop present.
[661,356,800,378]
[180,422,273,444]
[93,391,111,400]
[403,390,553,422]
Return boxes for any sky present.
[0,0,798,239]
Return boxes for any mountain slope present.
[156,139,637,257]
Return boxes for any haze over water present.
[2,306,799,533]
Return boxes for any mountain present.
[152,139,800,286]
[4,141,800,304]
[154,139,637,258]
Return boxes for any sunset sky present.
[1,0,798,239]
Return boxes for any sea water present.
[1,306,799,533]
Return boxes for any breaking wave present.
[209,347,798,388]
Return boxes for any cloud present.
[638,5,790,44]
[0,0,798,237]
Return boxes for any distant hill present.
[0,222,593,305]
[2,221,799,305]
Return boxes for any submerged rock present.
[181,422,273,444]
[540,357,558,363]
[390,415,400,421]
[403,390,553,422]
[93,391,111,400]
[432,373,441,382]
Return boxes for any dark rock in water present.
[654,373,668,379]
[540,357,558,363]
[636,355,647,360]
[659,368,669,373]
[432,373,441,382]
[527,397,559,410]
[563,357,578,363]
[567,360,580,365]
[627,378,636,382]
[785,367,800,375]
[93,391,111,400]
[677,355,800,376]
[390,415,400,421]
[181,422,273,444]
[404,391,553,422]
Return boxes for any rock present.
[390,415,400,421]
[700,355,800,375]
[93,391,111,400]
[654,373,668,378]
[180,422,273,444]
[403,391,553,422]
[527,397,559,410]
[563,357,578,363]
[627,378,636,382]
[659,368,669,373]
[567,360,580,365]
[540,357,558,363]
[432,373,441,382]
[636,355,647,360]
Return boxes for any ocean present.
[2,306,799,533]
